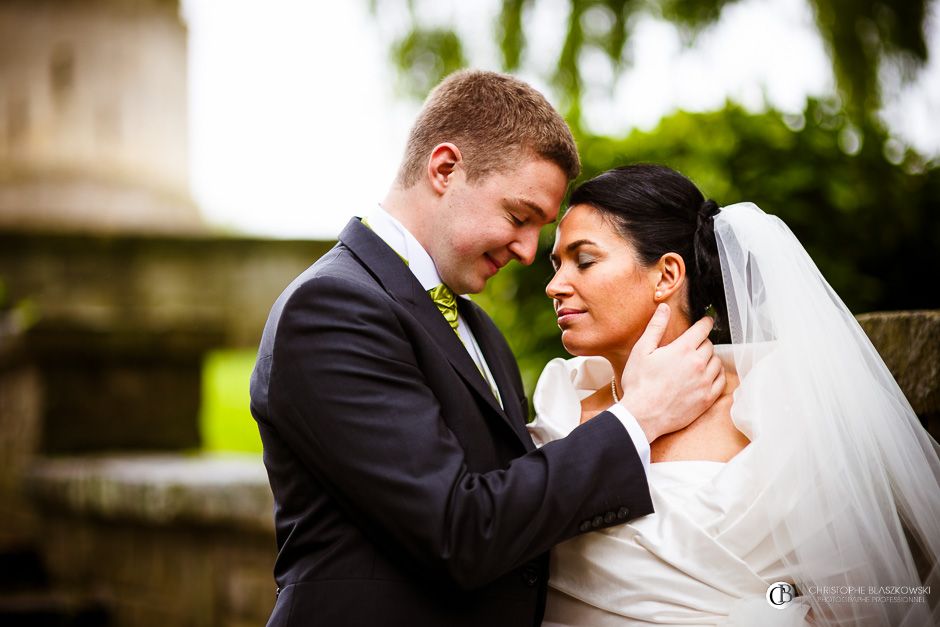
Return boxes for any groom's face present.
[430,157,568,294]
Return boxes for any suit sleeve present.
[264,275,653,590]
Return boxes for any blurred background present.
[0,0,938,625]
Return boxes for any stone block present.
[223,561,278,622]
[26,454,274,531]
[22,321,221,453]
[858,310,940,438]
[0,231,333,349]
[27,454,276,627]
[0,335,41,548]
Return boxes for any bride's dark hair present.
[568,164,729,342]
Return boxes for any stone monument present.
[0,0,202,234]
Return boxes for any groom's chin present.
[456,274,489,295]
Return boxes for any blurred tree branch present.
[473,100,940,396]
[373,0,933,125]
[366,1,938,398]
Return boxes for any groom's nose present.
[509,230,539,266]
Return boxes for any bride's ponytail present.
[692,199,728,341]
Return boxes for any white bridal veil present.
[713,202,940,626]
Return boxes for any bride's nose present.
[545,269,572,300]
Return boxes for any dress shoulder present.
[529,356,613,446]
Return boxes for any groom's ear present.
[652,253,686,303]
[427,143,463,195]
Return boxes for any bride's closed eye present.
[576,254,597,269]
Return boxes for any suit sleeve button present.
[591,515,604,528]
[604,511,616,523]
[579,520,592,532]
[617,506,630,520]
[522,565,540,586]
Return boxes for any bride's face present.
[547,204,659,358]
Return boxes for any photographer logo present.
[767,581,795,609]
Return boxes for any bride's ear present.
[652,253,686,303]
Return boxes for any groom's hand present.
[619,304,725,443]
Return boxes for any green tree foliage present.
[807,0,930,121]
[474,100,940,395]
[381,0,933,125]
[498,0,735,125]
[391,28,467,100]
[370,1,939,398]
[0,276,39,335]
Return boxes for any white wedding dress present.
[528,203,940,627]
[530,349,809,626]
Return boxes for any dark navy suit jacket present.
[250,218,653,626]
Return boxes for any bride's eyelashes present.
[548,254,599,272]
[576,254,598,270]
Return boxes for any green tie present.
[428,283,501,404]
[365,217,456,332]
[361,217,500,405]
[428,284,459,335]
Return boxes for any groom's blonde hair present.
[396,69,580,187]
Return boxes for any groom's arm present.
[263,275,652,590]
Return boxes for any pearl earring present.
[655,291,663,299]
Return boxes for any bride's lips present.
[556,307,586,328]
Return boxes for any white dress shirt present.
[364,205,503,408]
[364,205,650,470]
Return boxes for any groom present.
[250,70,721,626]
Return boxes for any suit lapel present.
[338,219,526,443]
[459,299,535,451]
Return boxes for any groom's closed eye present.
[503,198,551,225]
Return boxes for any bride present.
[528,164,940,626]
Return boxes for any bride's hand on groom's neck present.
[619,304,726,443]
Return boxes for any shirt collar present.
[364,204,467,296]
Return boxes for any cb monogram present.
[766,581,795,609]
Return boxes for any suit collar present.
[362,205,443,292]
[338,217,422,307]
[339,218,530,448]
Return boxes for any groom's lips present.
[483,253,501,276]
[556,307,585,327]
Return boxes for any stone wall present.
[0,231,334,348]
[0,231,332,545]
[857,310,940,439]
[0,347,41,548]
[8,310,938,627]
[26,455,276,627]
